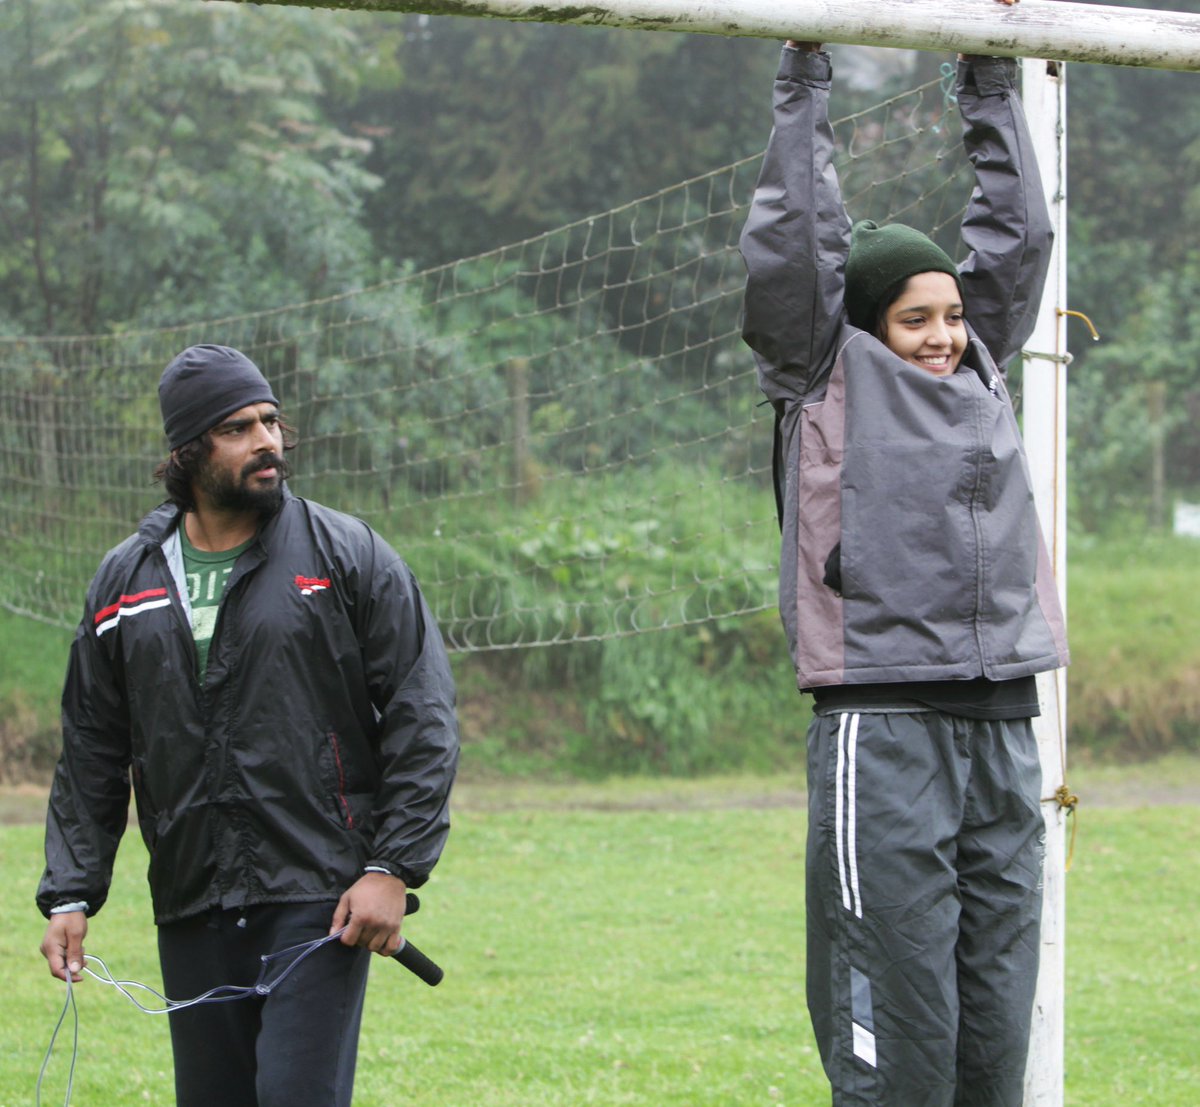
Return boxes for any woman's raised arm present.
[955,52,1054,370]
[740,44,852,400]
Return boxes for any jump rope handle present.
[392,892,444,986]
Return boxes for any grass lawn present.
[2,775,1198,1106]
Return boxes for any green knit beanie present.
[844,220,963,334]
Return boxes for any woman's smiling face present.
[880,271,967,377]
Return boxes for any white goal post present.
[241,0,1200,72]
[1021,56,1071,1107]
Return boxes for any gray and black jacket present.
[740,48,1069,689]
[38,487,459,924]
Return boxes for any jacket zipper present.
[328,732,355,829]
[967,385,989,675]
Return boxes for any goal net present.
[0,71,971,649]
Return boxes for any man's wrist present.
[364,864,407,883]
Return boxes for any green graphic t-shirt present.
[180,527,254,680]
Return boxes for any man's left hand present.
[330,872,408,955]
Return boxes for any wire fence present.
[0,76,971,648]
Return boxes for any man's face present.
[193,402,288,515]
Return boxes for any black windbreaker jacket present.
[37,488,459,924]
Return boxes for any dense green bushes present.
[453,611,805,779]
[4,531,1197,782]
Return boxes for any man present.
[37,344,460,1107]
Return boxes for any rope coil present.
[38,928,350,1106]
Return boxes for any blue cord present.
[931,62,959,134]
[940,61,960,108]
[37,972,78,1107]
[38,927,349,1106]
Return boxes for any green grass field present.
[3,775,1198,1106]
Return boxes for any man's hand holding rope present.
[330,872,408,956]
[41,911,88,984]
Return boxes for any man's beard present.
[196,452,290,517]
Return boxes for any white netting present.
[0,76,969,647]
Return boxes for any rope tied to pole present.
[1047,782,1080,872]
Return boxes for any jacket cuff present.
[956,55,1019,97]
[779,45,833,85]
[365,859,421,887]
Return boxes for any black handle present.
[392,937,444,986]
[390,892,443,985]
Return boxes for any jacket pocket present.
[324,731,356,830]
[822,542,843,595]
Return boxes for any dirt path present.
[5,757,1199,825]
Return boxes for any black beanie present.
[159,345,279,449]
[844,220,963,334]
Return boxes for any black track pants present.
[805,710,1045,1107]
[157,902,370,1107]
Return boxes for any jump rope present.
[38,892,442,1107]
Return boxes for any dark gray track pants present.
[806,710,1045,1106]
[158,902,370,1107]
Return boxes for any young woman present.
[739,15,1069,1107]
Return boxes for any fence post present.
[507,357,532,504]
[35,365,61,493]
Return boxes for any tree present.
[352,19,780,268]
[0,0,384,335]
[1065,2,1200,527]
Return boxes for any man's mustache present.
[242,454,288,479]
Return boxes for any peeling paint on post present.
[240,0,1200,73]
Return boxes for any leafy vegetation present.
[3,0,1196,525]
[0,0,384,336]
[1064,0,1200,529]
[0,1,1197,778]
[3,530,1198,782]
